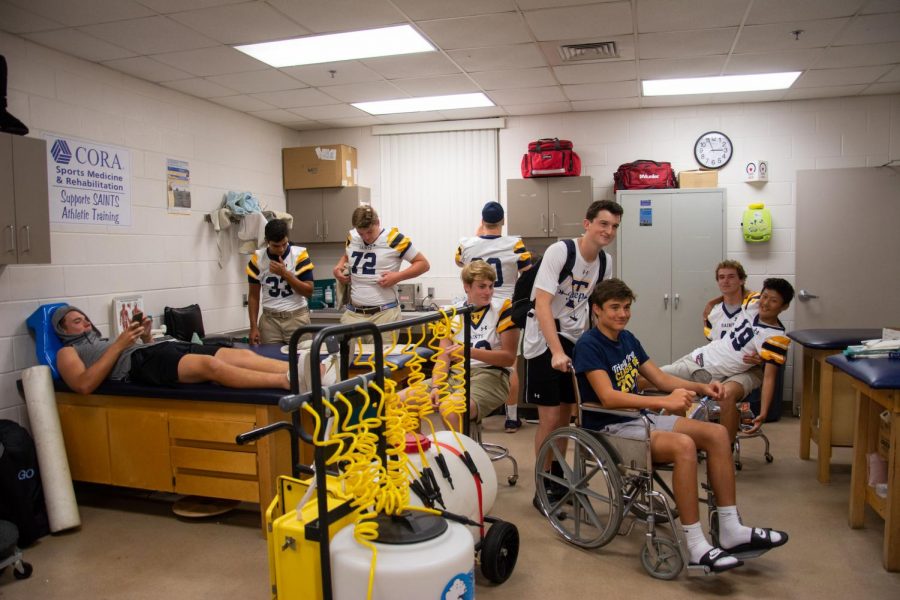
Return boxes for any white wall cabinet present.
[0,132,50,264]
[286,186,370,244]
[616,189,725,364]
[507,176,592,238]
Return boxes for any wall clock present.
[694,131,733,169]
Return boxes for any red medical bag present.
[521,138,581,178]
[613,160,677,190]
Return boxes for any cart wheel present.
[640,537,683,580]
[507,474,518,486]
[765,453,774,463]
[480,520,519,584]
[13,561,33,580]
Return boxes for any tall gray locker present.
[616,189,725,364]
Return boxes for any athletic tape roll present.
[22,365,81,532]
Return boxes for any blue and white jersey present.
[692,304,790,379]
[455,235,532,300]
[704,291,759,340]
[246,244,314,312]
[345,227,418,306]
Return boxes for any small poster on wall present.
[43,133,132,226]
[167,158,191,214]
[111,295,145,337]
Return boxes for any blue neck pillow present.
[26,303,68,380]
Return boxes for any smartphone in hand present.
[131,312,144,324]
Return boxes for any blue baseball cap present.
[482,201,504,224]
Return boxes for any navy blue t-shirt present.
[573,328,650,429]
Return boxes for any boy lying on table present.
[52,305,291,394]
[573,279,789,573]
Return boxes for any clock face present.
[694,131,733,169]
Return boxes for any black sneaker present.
[504,418,522,433]
[534,492,568,520]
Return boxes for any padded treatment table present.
[789,329,882,483]
[52,344,430,532]
[827,354,900,571]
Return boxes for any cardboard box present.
[283,145,357,189]
[679,169,718,188]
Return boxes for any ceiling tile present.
[80,16,219,54]
[817,43,900,68]
[523,2,633,41]
[266,0,404,34]
[640,56,727,79]
[161,77,237,98]
[571,97,640,111]
[285,121,327,130]
[638,29,737,60]
[861,0,900,13]
[723,49,822,74]
[795,66,892,87]
[390,0,515,20]
[249,108,308,124]
[447,43,546,72]
[102,56,194,82]
[316,116,385,128]
[833,12,900,45]
[133,1,246,13]
[7,0,153,27]
[783,84,866,99]
[281,61,385,87]
[552,61,636,85]
[318,81,406,103]
[289,104,369,119]
[881,65,900,82]
[469,67,557,90]
[708,89,787,103]
[0,2,63,33]
[24,29,136,62]
[516,0,612,8]
[563,80,639,101]
[251,87,340,108]
[862,82,900,95]
[391,74,480,96]
[169,2,309,44]
[417,13,532,50]
[362,52,461,79]
[735,19,848,52]
[640,95,711,108]
[746,0,866,25]
[152,46,269,76]
[488,85,566,105]
[638,0,747,33]
[207,69,306,93]
[503,101,570,115]
[209,94,276,112]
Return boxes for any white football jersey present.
[704,291,759,340]
[523,239,611,359]
[692,304,789,379]
[345,227,419,307]
[246,244,314,312]
[455,235,533,300]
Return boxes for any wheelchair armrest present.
[581,404,645,420]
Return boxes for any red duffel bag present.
[613,160,677,190]
[521,138,581,178]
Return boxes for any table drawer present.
[170,416,255,444]
[174,472,259,503]
[172,446,257,476]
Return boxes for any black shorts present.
[129,342,219,386]
[525,336,576,407]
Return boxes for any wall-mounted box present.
[745,160,769,182]
[678,170,718,188]
[283,145,357,189]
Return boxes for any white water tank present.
[331,514,475,600]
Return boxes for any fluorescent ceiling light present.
[235,25,434,68]
[353,93,495,115]
[642,72,801,96]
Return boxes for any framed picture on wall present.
[110,295,145,337]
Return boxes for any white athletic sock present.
[507,404,518,421]
[683,521,739,567]
[717,505,784,549]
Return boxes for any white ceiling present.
[2,0,900,130]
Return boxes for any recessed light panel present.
[642,72,801,96]
[235,25,434,68]
[353,93,495,115]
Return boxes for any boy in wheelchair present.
[572,279,788,573]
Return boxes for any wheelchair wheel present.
[640,537,683,580]
[480,520,519,584]
[535,427,624,549]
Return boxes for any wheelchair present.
[534,380,727,580]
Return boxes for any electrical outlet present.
[242,293,248,307]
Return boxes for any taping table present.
[827,354,900,571]
[789,329,882,483]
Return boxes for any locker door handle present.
[663,293,669,310]
[315,220,320,238]
[22,225,30,252]
[323,220,329,239]
[673,293,680,310]
[550,213,557,233]
[540,213,547,234]
[5,225,15,253]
